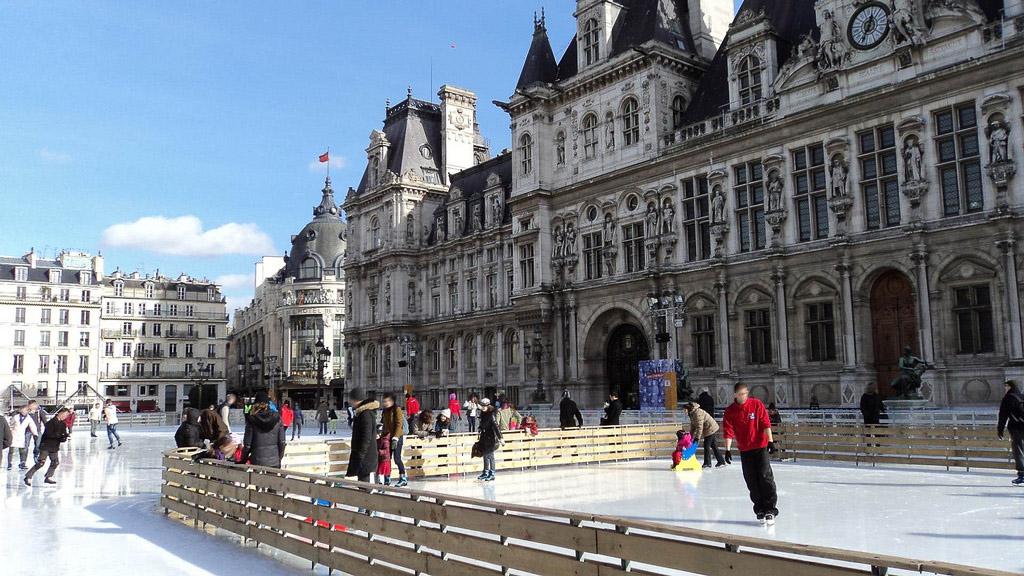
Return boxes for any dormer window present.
[49,269,61,284]
[14,267,28,282]
[177,285,186,300]
[207,286,216,302]
[80,271,91,285]
[144,282,154,299]
[582,18,601,65]
[738,55,763,105]
[622,98,640,146]
[113,281,124,297]
[369,157,380,187]
[518,133,533,175]
[299,257,321,280]
[672,95,686,130]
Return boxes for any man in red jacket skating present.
[722,382,779,526]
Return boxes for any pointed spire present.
[534,7,546,32]
[313,177,339,219]
[516,10,558,91]
[407,85,413,100]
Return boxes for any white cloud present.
[101,215,276,257]
[39,147,72,163]
[214,273,252,291]
[307,155,347,172]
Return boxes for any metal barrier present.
[161,449,1017,576]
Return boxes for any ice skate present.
[44,478,56,485]
[23,477,31,487]
[484,471,495,482]
[1012,476,1024,486]
[395,476,408,488]
[764,514,776,526]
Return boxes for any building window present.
[858,124,900,229]
[744,308,772,365]
[169,304,177,316]
[954,285,994,354]
[169,344,177,358]
[672,95,686,130]
[79,332,90,347]
[623,222,646,273]
[207,286,216,301]
[582,18,601,65]
[467,277,478,311]
[506,330,520,366]
[369,217,381,249]
[208,344,216,358]
[383,346,392,375]
[431,292,441,316]
[485,332,497,366]
[81,310,91,325]
[683,175,711,261]
[805,302,837,362]
[56,355,67,373]
[13,354,24,374]
[40,331,50,347]
[207,325,216,337]
[518,133,533,176]
[622,98,640,146]
[465,335,477,370]
[39,355,50,373]
[59,288,70,302]
[58,331,68,347]
[120,363,130,377]
[429,339,439,371]
[519,243,536,288]
[16,286,27,300]
[15,267,28,282]
[299,257,321,279]
[81,289,91,302]
[737,55,763,106]
[40,308,50,324]
[582,114,598,159]
[144,283,154,298]
[447,282,458,314]
[583,232,604,280]
[734,161,766,252]
[793,144,829,242]
[15,307,25,323]
[104,342,114,356]
[13,330,24,346]
[935,103,983,216]
[185,344,194,358]
[177,285,186,300]
[185,305,194,317]
[153,323,162,336]
[78,355,89,373]
[123,302,133,316]
[691,314,716,368]
[446,338,457,370]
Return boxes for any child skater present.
[671,430,700,471]
[377,433,392,485]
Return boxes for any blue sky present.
[0,1,741,313]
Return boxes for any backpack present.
[1009,392,1024,424]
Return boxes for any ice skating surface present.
[3,430,1022,575]
[411,458,1024,574]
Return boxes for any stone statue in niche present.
[435,215,446,241]
[661,202,676,234]
[891,0,925,46]
[645,203,660,236]
[490,195,503,225]
[766,171,784,212]
[603,213,617,245]
[454,211,463,238]
[605,113,615,150]
[603,246,617,275]
[816,10,849,73]
[903,136,924,183]
[830,156,849,198]
[711,186,726,224]
[471,204,482,232]
[406,214,415,242]
[987,117,1011,164]
[552,226,565,258]
[564,222,577,256]
[384,280,392,313]
[556,134,566,165]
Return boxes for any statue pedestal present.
[883,399,936,424]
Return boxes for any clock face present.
[849,3,891,49]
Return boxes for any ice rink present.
[2,429,1021,574]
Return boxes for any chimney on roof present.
[438,85,479,178]
[24,247,37,268]
[687,0,733,60]
[92,254,104,280]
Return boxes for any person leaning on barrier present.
[174,408,204,449]
[192,434,243,463]
[243,392,286,468]
[412,409,434,439]
[559,389,583,429]
[345,387,380,483]
[997,379,1024,486]
[600,392,623,426]
[859,384,886,426]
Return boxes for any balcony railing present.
[132,350,166,359]
[671,96,782,147]
[165,332,199,340]
[101,329,138,339]
[140,311,228,321]
[100,370,224,380]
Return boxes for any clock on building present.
[848,3,891,50]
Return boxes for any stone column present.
[476,330,485,388]
[910,248,935,363]
[835,259,858,369]
[282,320,292,374]
[497,326,506,385]
[567,294,579,381]
[771,265,791,372]
[715,272,732,374]
[456,333,465,389]
[554,300,566,382]
[438,333,447,391]
[519,328,529,386]
[998,234,1024,361]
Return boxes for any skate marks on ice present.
[409,458,1024,573]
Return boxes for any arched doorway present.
[870,270,919,397]
[605,324,650,408]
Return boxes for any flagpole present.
[327,146,330,180]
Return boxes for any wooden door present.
[870,270,919,397]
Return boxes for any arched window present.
[737,55,763,105]
[429,339,439,371]
[582,18,601,65]
[622,97,640,146]
[366,344,378,377]
[299,257,321,279]
[672,95,686,130]
[485,332,497,366]
[370,217,381,248]
[582,114,598,159]
[446,337,457,370]
[505,330,520,366]
[369,157,379,187]
[518,133,533,176]
[465,334,477,370]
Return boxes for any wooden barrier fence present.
[161,449,1016,576]
[774,423,1015,471]
[285,422,1014,480]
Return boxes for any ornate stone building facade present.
[231,181,348,409]
[347,0,1024,409]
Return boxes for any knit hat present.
[441,408,451,419]
[254,391,271,404]
[480,398,491,406]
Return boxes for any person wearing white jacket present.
[7,403,40,470]
[103,400,122,450]
[88,402,102,438]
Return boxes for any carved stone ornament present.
[710,185,727,225]
[765,169,785,214]
[816,10,850,75]
[925,0,986,25]
[902,135,928,208]
[829,154,850,199]
[710,223,730,259]
[891,0,927,47]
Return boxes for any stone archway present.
[870,269,919,396]
[581,308,651,409]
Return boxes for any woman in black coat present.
[345,388,380,482]
[174,408,204,449]
[242,401,286,468]
[475,400,502,481]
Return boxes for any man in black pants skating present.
[723,382,779,525]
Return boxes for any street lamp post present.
[304,340,332,403]
[644,289,690,400]
[524,327,548,404]
[242,353,262,402]
[398,336,417,394]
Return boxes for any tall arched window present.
[485,332,497,366]
[366,344,378,377]
[582,114,598,159]
[465,334,477,370]
[299,257,321,279]
[622,97,640,146]
[672,95,686,130]
[505,329,520,366]
[370,217,381,248]
[518,133,533,176]
[737,55,763,105]
[429,339,439,371]
[446,337,457,370]
[582,18,601,65]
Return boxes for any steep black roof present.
[429,152,512,244]
[517,22,559,90]
[355,96,444,195]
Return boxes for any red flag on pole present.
[319,151,330,163]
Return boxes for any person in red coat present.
[722,382,779,525]
[405,392,420,433]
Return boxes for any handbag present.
[471,441,483,458]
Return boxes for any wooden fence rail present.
[161,449,1016,576]
[280,422,1014,479]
